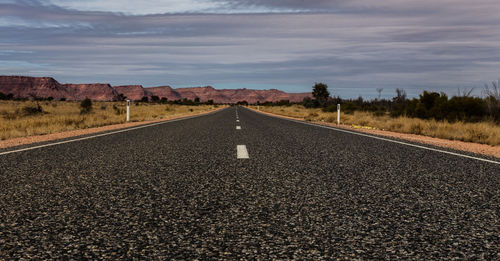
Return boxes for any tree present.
[390,89,407,117]
[312,82,330,107]
[116,93,127,101]
[141,96,149,103]
[194,97,200,103]
[393,89,407,104]
[484,80,500,120]
[376,88,384,100]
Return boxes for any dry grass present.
[0,101,218,140]
[252,105,500,146]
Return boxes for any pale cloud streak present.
[0,0,500,98]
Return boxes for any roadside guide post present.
[337,104,340,126]
[126,100,130,122]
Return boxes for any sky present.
[1,0,500,98]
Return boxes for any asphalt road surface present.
[1,106,499,259]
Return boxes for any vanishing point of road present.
[1,107,499,259]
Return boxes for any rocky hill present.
[0,76,311,103]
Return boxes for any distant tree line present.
[0,92,68,101]
[0,91,218,106]
[257,81,500,123]
[133,95,215,106]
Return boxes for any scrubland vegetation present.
[254,105,500,146]
[252,81,500,146]
[0,100,216,140]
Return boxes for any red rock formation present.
[146,86,181,101]
[175,86,221,101]
[0,76,118,101]
[113,85,147,101]
[0,76,67,99]
[171,86,310,103]
[61,83,118,101]
[0,76,311,103]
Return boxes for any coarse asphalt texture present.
[0,106,499,259]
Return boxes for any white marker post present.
[337,104,340,126]
[126,100,130,122]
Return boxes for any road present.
[1,106,499,259]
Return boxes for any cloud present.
[1,0,500,98]
[47,0,222,15]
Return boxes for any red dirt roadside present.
[0,108,223,149]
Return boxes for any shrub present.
[22,104,44,115]
[0,92,14,100]
[322,104,338,112]
[80,98,92,114]
[113,104,124,115]
[151,95,160,103]
[303,97,318,108]
[342,102,359,114]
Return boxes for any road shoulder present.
[0,107,225,150]
[247,107,500,160]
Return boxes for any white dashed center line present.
[237,145,249,159]
[236,126,241,130]
[236,119,240,122]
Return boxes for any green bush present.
[342,102,359,114]
[322,104,337,112]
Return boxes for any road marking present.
[248,108,500,165]
[237,145,249,159]
[236,126,241,130]
[0,108,228,156]
[236,120,240,122]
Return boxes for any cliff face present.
[170,87,310,103]
[145,86,181,101]
[0,76,311,103]
[62,83,118,101]
[0,76,118,101]
[112,85,147,101]
[0,76,67,99]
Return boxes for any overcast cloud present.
[1,0,500,98]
